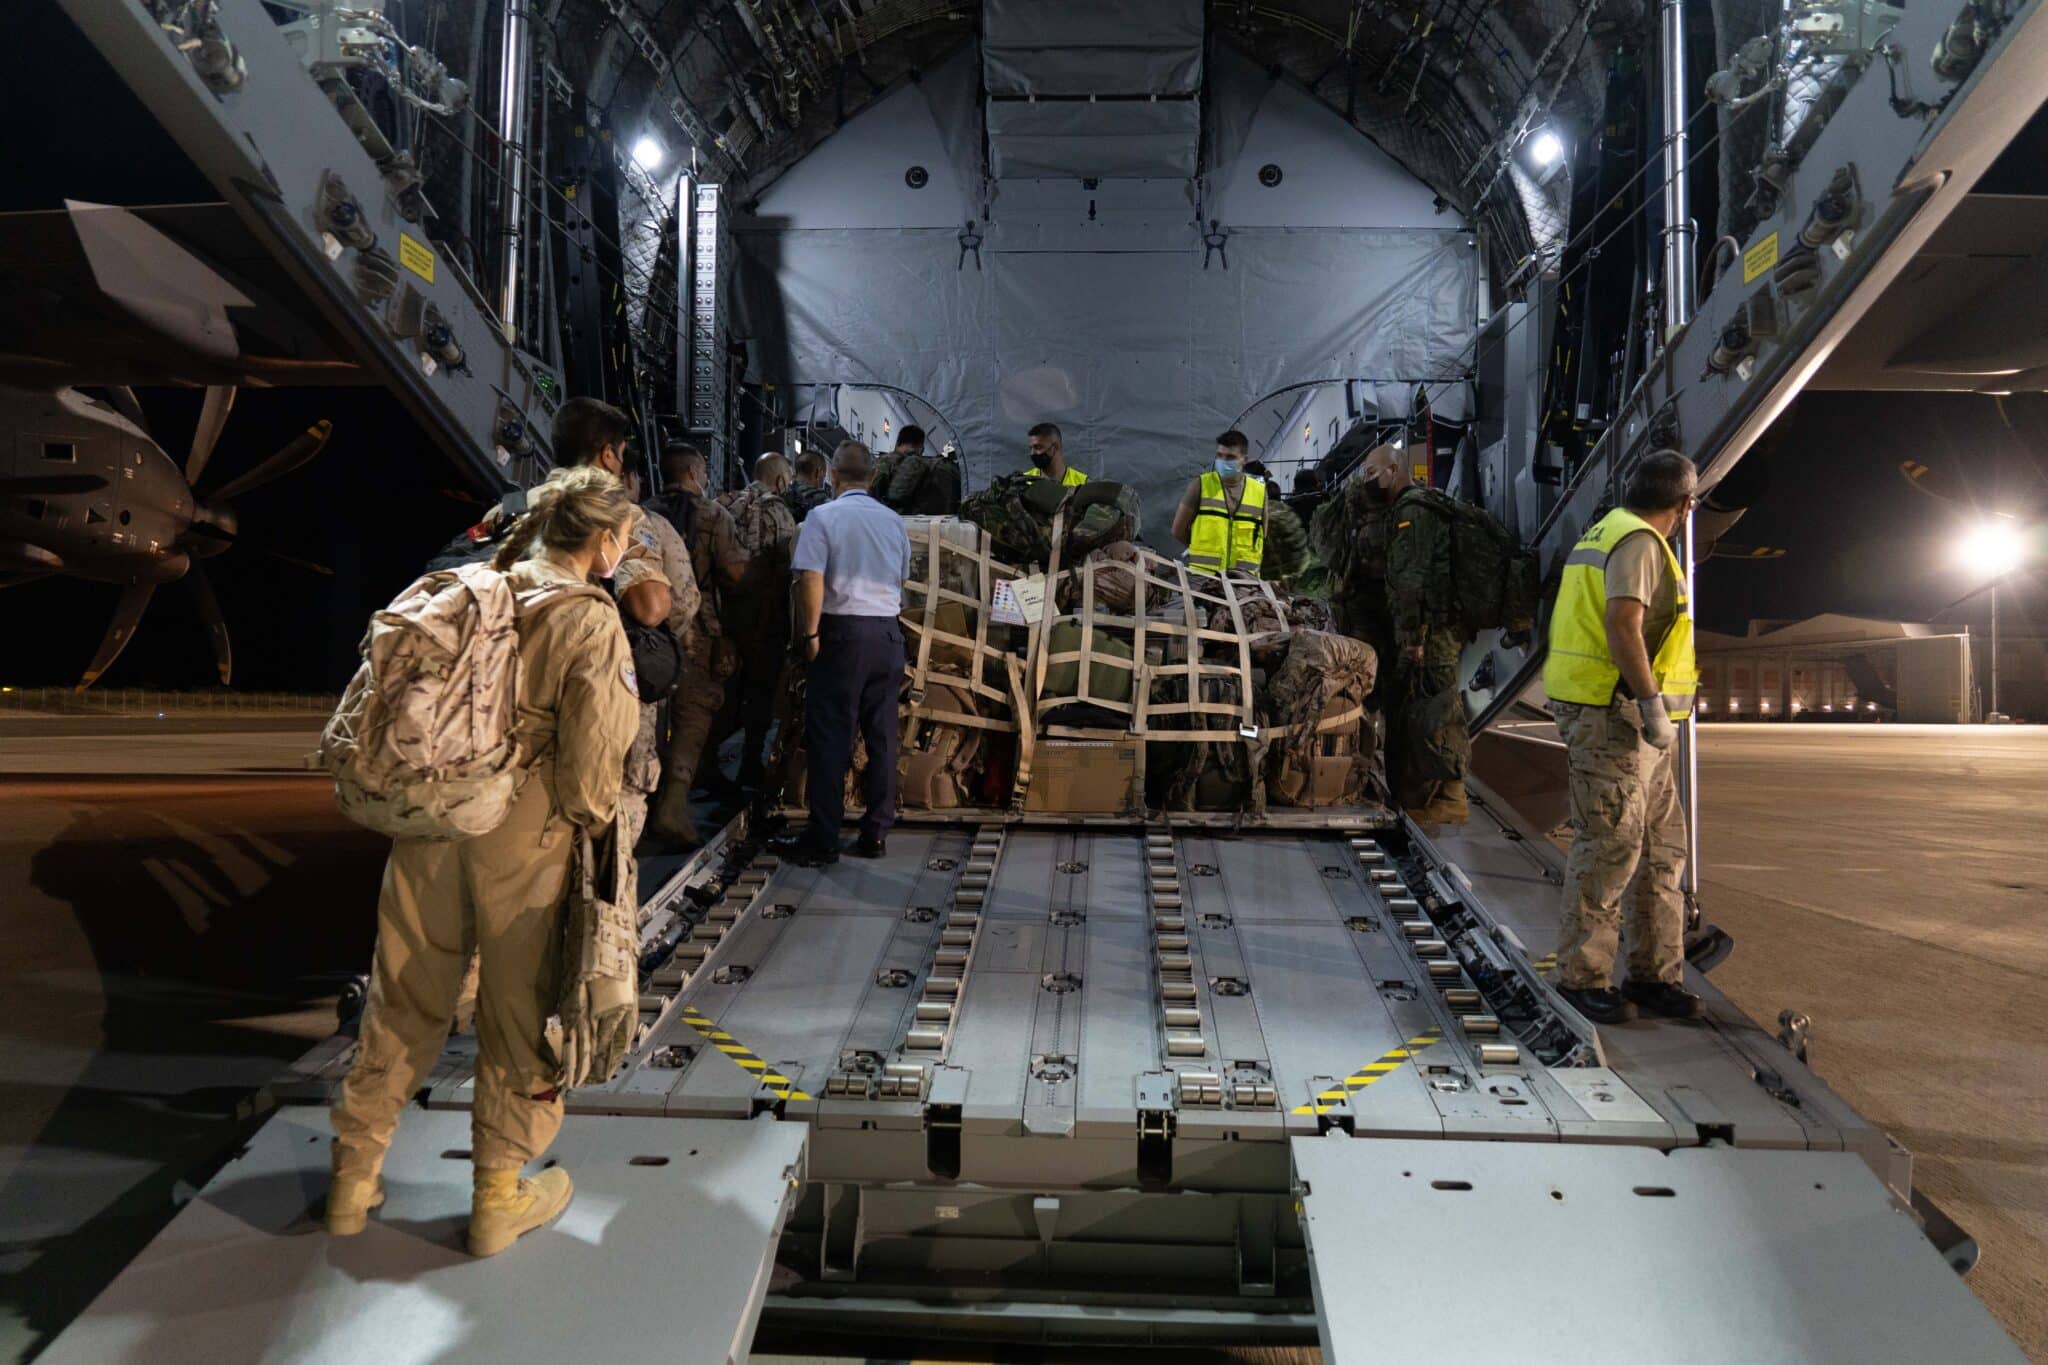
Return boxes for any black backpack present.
[425,502,681,702]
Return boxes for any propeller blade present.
[208,419,331,502]
[77,581,156,691]
[185,519,235,544]
[104,385,149,435]
[255,547,334,576]
[187,385,236,485]
[184,562,233,686]
[0,474,110,497]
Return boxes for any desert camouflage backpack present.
[321,562,607,841]
[718,483,798,562]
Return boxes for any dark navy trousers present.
[804,614,904,844]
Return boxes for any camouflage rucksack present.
[962,472,1068,565]
[320,563,607,841]
[718,483,798,562]
[1060,480,1142,557]
[879,453,963,516]
[1400,486,1539,636]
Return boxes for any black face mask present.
[1029,448,1054,471]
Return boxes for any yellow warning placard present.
[1742,230,1779,284]
[398,232,435,284]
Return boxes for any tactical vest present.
[1188,472,1268,574]
[1544,508,1699,719]
[1024,464,1088,487]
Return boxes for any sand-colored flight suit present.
[331,553,639,1176]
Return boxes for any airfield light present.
[1959,515,2024,576]
[631,135,665,171]
[1526,128,1565,168]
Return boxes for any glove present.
[1637,696,1677,750]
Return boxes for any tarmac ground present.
[0,722,2041,1362]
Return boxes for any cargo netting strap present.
[902,517,1024,728]
[1032,543,1296,737]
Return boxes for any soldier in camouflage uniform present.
[619,500,698,853]
[1370,444,1470,824]
[1244,461,1315,591]
[708,453,800,788]
[784,447,832,523]
[645,442,748,847]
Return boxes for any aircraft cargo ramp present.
[42,810,2023,1362]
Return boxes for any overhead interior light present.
[631,135,665,171]
[1526,127,1565,168]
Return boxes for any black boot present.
[1558,985,1637,1024]
[1623,978,1703,1019]
[768,828,838,866]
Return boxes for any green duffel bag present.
[1041,618,1134,705]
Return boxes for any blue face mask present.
[1215,458,1244,479]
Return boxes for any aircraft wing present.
[0,202,365,388]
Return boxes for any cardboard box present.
[1025,740,1139,814]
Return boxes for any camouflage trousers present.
[650,644,728,842]
[1385,627,1468,810]
[1553,698,1687,989]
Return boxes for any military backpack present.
[321,563,610,841]
[1403,486,1539,637]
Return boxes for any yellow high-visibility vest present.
[1543,507,1698,719]
[1188,472,1268,575]
[1024,464,1088,487]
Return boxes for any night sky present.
[5,8,2042,691]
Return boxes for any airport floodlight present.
[631,135,665,171]
[1959,515,2024,577]
[1526,127,1565,167]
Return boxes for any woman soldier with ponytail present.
[325,464,642,1257]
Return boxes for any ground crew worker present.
[1244,459,1313,588]
[1172,430,1268,575]
[1545,449,1703,1025]
[1024,422,1088,486]
[1372,443,1470,824]
[646,442,748,846]
[773,440,911,866]
[706,452,799,790]
[785,447,832,523]
[326,465,640,1257]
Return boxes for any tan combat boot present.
[324,1144,386,1236]
[468,1166,574,1258]
[1406,779,1471,826]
